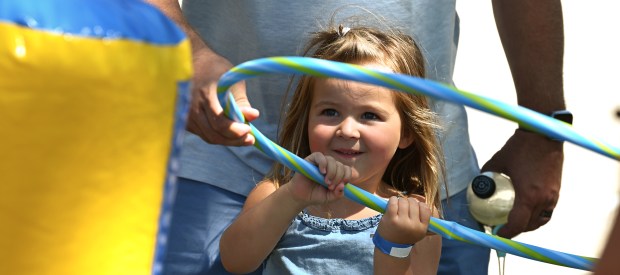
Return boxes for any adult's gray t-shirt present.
[179,0,479,199]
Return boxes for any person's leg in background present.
[438,188,491,275]
[163,177,262,275]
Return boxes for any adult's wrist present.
[517,110,572,142]
[514,129,565,153]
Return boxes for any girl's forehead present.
[308,61,397,102]
[315,61,394,91]
[315,77,387,92]
[312,77,397,104]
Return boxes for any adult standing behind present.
[145,1,566,274]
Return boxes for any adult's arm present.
[484,0,565,238]
[145,0,259,146]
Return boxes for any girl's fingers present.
[407,197,419,220]
[332,182,345,197]
[418,201,431,225]
[314,153,327,174]
[324,156,336,185]
[306,153,352,192]
[306,152,327,174]
[398,196,410,217]
[387,196,399,216]
[326,160,338,187]
[333,162,345,185]
[380,197,433,244]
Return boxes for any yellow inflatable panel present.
[0,1,192,274]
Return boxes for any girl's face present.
[307,63,413,187]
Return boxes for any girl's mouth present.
[334,149,363,158]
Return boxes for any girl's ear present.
[398,133,414,149]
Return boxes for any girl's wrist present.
[281,183,312,210]
[372,232,413,258]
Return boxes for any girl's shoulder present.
[242,180,278,212]
[252,180,278,194]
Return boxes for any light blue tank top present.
[264,211,382,275]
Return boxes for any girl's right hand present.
[286,152,351,205]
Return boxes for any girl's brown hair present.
[266,22,445,210]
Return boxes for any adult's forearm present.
[594,209,620,274]
[492,0,565,113]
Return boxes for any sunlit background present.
[456,1,620,274]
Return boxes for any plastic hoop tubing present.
[216,56,600,270]
[219,57,619,161]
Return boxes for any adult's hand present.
[186,48,259,146]
[144,0,259,146]
[490,0,565,238]
[481,129,563,238]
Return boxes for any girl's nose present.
[336,117,361,139]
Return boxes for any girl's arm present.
[408,229,441,274]
[373,235,441,275]
[373,196,441,274]
[219,182,306,273]
[220,152,349,273]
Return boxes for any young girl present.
[220,23,445,274]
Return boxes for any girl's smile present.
[308,63,413,188]
[333,148,363,159]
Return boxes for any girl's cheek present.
[308,126,331,152]
[307,133,321,153]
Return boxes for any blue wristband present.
[372,232,413,258]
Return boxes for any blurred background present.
[455,1,620,274]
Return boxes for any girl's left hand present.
[376,196,431,245]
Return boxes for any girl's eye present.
[362,112,380,120]
[320,109,338,117]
